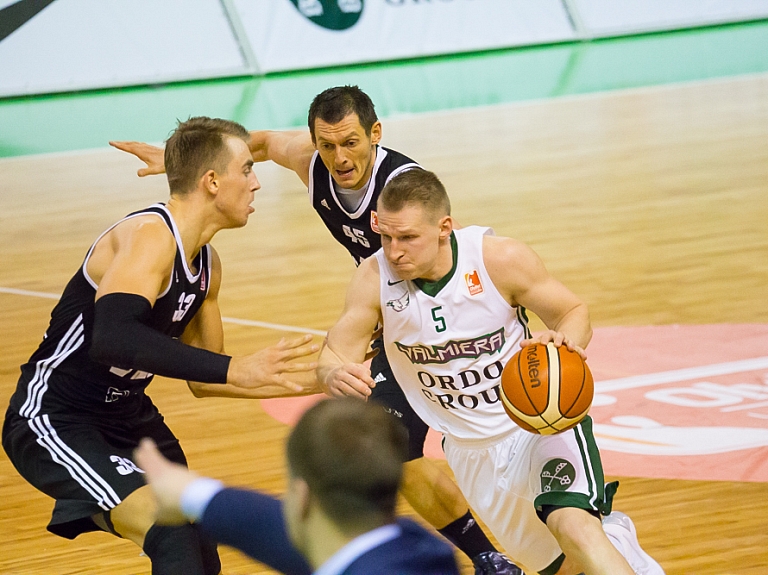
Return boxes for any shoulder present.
[105,212,175,256]
[482,234,546,294]
[351,256,382,292]
[483,234,540,266]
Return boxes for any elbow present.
[187,381,209,398]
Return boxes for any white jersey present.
[378,226,530,440]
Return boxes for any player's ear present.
[200,169,218,195]
[438,215,453,239]
[295,478,311,520]
[369,121,382,145]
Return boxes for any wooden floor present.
[1,73,767,574]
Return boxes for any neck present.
[419,232,455,283]
[302,510,390,570]
[165,195,220,265]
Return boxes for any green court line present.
[1,20,767,158]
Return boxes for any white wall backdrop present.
[0,0,248,98]
[1,0,767,98]
[570,0,768,37]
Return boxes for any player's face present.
[313,113,382,190]
[216,136,260,228]
[378,204,453,281]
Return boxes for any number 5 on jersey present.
[431,306,447,333]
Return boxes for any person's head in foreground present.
[283,398,409,553]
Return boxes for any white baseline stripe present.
[1,286,327,336]
[596,357,768,393]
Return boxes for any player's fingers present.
[275,377,304,393]
[278,334,315,350]
[281,342,320,361]
[134,438,164,478]
[344,363,374,386]
[280,361,318,373]
[109,140,133,152]
[333,370,372,397]
[338,381,371,399]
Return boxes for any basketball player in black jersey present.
[3,117,321,575]
[111,87,522,575]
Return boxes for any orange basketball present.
[499,342,593,435]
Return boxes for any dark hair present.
[164,116,249,195]
[379,168,451,220]
[307,86,378,141]
[286,398,408,534]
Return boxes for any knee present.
[546,507,604,551]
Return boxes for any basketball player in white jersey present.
[318,169,665,575]
[110,86,521,574]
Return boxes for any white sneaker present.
[602,511,665,575]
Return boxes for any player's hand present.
[134,438,199,525]
[110,140,165,177]
[521,330,587,359]
[228,334,319,392]
[323,363,375,400]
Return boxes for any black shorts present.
[369,338,429,461]
[2,399,185,539]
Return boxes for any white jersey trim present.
[28,414,122,510]
[81,205,174,297]
[19,314,85,419]
[307,151,319,205]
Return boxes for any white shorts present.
[443,416,613,574]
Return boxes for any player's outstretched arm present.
[181,249,322,398]
[88,218,315,394]
[318,258,382,400]
[247,130,315,186]
[111,130,315,184]
[483,235,592,357]
[110,140,165,177]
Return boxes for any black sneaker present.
[472,551,524,575]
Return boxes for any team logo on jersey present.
[200,268,206,291]
[105,387,131,403]
[321,199,331,210]
[288,0,363,31]
[540,458,576,492]
[386,291,409,312]
[465,270,483,296]
[395,327,505,365]
[370,210,380,233]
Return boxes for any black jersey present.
[10,204,212,421]
[308,145,420,265]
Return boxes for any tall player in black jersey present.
[3,117,321,575]
[111,86,522,575]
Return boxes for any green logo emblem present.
[540,458,576,493]
[289,0,363,31]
